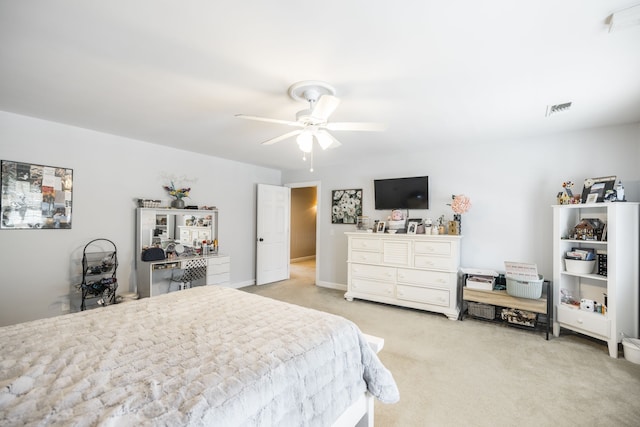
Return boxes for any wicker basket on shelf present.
[138,199,161,208]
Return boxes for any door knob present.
[259,238,264,242]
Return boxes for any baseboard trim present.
[317,280,347,291]
[227,280,254,289]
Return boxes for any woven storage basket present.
[467,302,495,320]
[138,199,161,208]
[506,275,543,299]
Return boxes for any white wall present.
[283,124,640,289]
[0,111,281,326]
[2,110,638,326]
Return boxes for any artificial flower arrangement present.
[163,182,191,200]
[450,194,472,214]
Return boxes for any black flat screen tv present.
[374,176,429,210]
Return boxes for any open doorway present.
[289,183,318,286]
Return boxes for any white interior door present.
[256,184,290,285]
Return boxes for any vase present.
[453,214,462,234]
[170,198,185,209]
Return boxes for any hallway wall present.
[290,186,317,260]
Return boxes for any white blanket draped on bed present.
[0,286,398,426]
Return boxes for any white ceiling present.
[1,1,639,171]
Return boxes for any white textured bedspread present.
[1,286,398,426]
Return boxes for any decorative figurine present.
[616,180,625,201]
[391,209,404,221]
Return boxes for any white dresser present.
[345,232,462,320]
[206,255,231,286]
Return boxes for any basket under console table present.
[460,279,553,340]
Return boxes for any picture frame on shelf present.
[407,222,418,234]
[581,176,616,203]
[376,221,386,233]
[586,193,598,204]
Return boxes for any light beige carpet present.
[243,260,640,427]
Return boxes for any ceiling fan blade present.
[326,121,387,131]
[310,95,341,121]
[261,129,302,145]
[235,114,302,127]
[316,130,341,150]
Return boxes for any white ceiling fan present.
[235,81,385,170]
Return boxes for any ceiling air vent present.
[546,102,572,117]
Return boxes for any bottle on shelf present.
[616,180,625,201]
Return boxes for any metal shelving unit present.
[79,238,118,311]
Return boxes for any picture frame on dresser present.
[406,218,421,230]
[376,221,386,233]
[407,222,418,234]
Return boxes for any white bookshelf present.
[552,203,639,357]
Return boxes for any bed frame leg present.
[354,394,375,427]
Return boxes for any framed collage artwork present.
[1,160,73,229]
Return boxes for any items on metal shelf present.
[78,238,118,311]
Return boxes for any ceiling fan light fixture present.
[237,80,383,171]
[296,132,313,153]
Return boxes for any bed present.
[0,285,399,426]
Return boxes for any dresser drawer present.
[396,284,449,307]
[414,241,451,256]
[208,263,230,274]
[351,277,395,297]
[351,237,382,251]
[206,273,230,285]
[382,240,411,266]
[351,263,396,281]
[397,268,453,288]
[414,255,454,271]
[207,256,230,266]
[351,250,382,264]
[557,305,610,338]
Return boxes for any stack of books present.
[597,249,608,276]
[565,248,596,260]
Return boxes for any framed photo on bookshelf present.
[586,193,598,204]
[581,176,616,203]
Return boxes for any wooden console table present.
[460,280,553,340]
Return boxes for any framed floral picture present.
[331,189,362,224]
[1,160,73,229]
